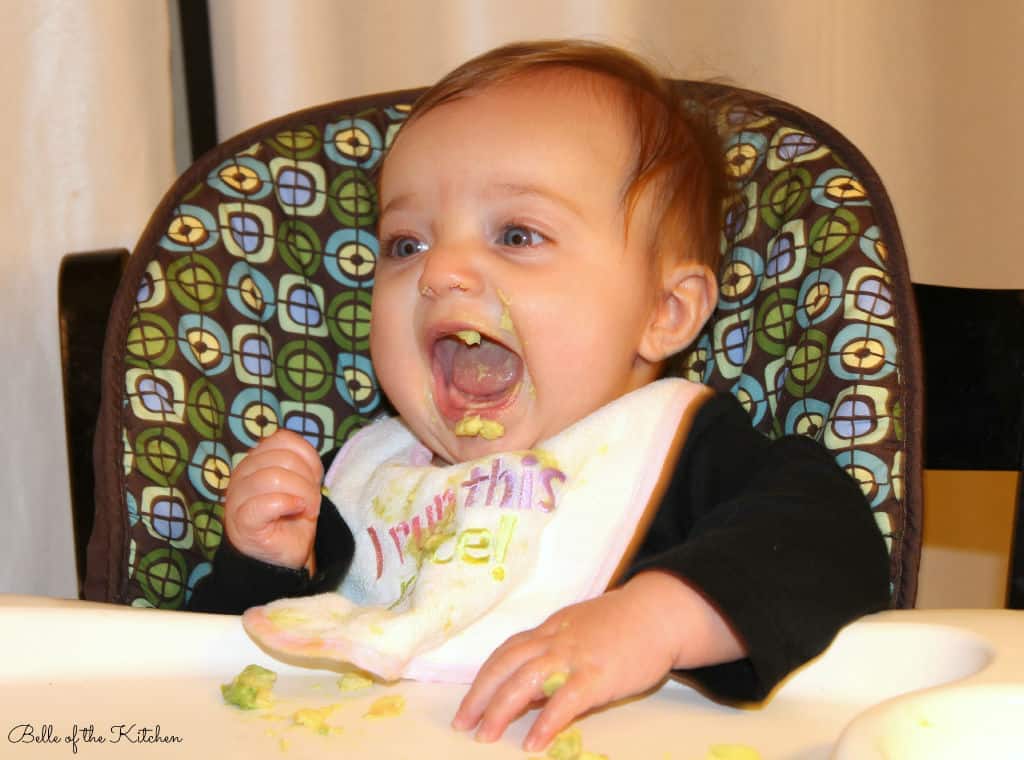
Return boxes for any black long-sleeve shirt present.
[189,392,890,701]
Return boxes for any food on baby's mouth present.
[542,670,569,697]
[544,727,609,760]
[454,414,505,440]
[364,694,406,718]
[221,664,277,710]
[455,329,482,345]
[440,325,521,405]
[337,671,374,691]
[706,745,762,760]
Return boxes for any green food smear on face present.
[542,670,569,697]
[455,329,481,345]
[221,664,277,710]
[497,289,515,334]
[454,414,505,440]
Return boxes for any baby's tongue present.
[449,339,521,399]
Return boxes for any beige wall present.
[917,471,1019,609]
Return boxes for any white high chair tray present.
[1,596,1022,759]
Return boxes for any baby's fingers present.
[234,491,311,535]
[231,445,321,486]
[251,429,324,481]
[523,671,598,752]
[454,631,545,733]
[230,492,315,568]
[469,655,586,748]
[470,659,552,744]
[228,464,320,518]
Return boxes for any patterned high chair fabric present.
[85,83,922,610]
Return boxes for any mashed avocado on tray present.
[364,694,406,718]
[221,664,277,710]
[293,704,341,735]
[534,727,608,760]
[337,671,375,691]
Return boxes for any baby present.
[191,40,889,751]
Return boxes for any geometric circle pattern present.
[101,94,413,609]
[673,84,920,607]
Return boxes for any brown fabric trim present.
[85,244,139,602]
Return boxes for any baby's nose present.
[416,243,484,298]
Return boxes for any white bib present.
[243,378,708,682]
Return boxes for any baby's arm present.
[453,570,743,752]
[223,429,324,571]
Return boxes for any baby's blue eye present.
[389,236,427,258]
[500,225,544,248]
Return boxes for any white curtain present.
[208,0,1024,290]
[0,0,176,596]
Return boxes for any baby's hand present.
[224,429,324,571]
[452,571,745,752]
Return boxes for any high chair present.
[67,82,923,609]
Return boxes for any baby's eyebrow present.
[380,192,415,218]
[379,183,586,221]
[487,182,584,220]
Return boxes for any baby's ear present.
[638,262,718,363]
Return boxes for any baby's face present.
[371,73,665,463]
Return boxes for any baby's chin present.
[426,424,541,465]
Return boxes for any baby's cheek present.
[369,353,420,431]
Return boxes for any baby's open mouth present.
[431,330,523,418]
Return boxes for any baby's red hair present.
[398,39,728,270]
